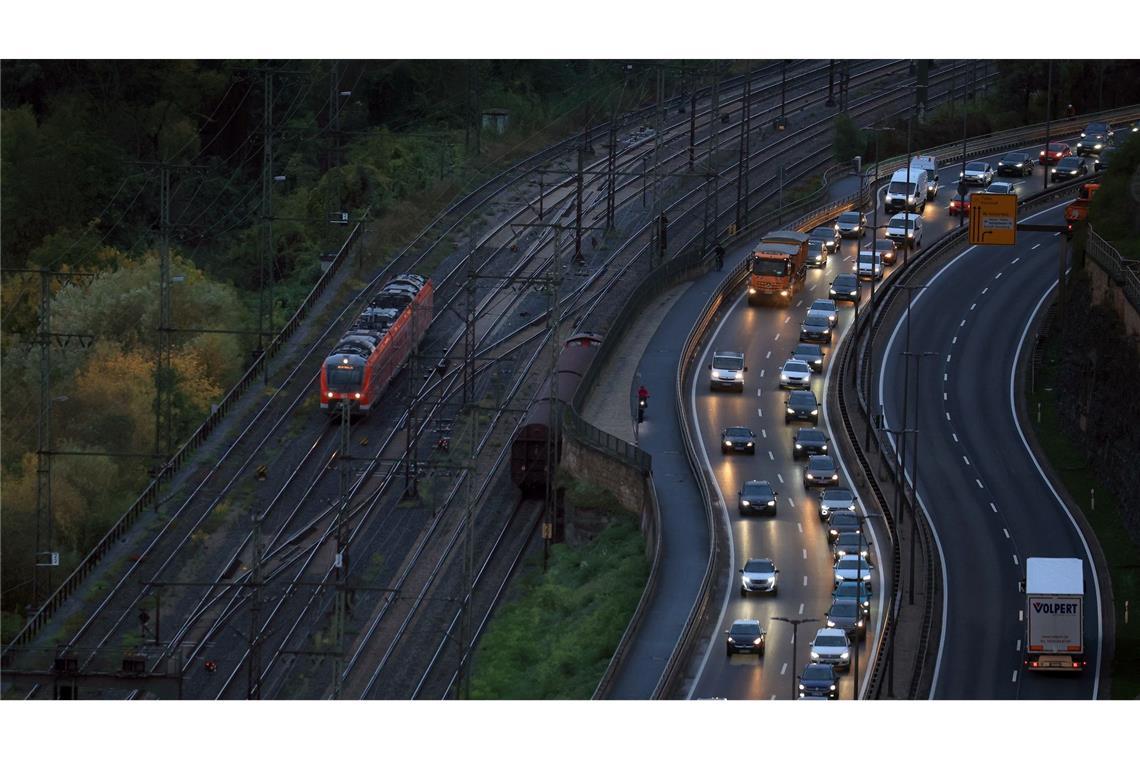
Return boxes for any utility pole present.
[259,69,275,386]
[772,616,817,700]
[735,66,752,231]
[1043,61,1053,191]
[248,464,268,699]
[457,409,476,699]
[542,226,564,571]
[332,400,351,697]
[827,60,836,107]
[574,137,585,266]
[709,63,722,249]
[156,163,174,456]
[463,232,478,405]
[405,323,420,497]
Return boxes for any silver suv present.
[809,627,851,671]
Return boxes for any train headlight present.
[748,287,757,295]
[354,392,362,399]
[327,392,334,398]
[780,290,789,297]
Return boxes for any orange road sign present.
[968,193,1017,245]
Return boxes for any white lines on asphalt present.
[757,389,762,397]
[1013,554,1019,566]
[943,392,948,401]
[803,575,808,587]
[944,373,948,381]
[963,455,970,466]
[946,354,952,363]
[760,369,766,378]
[946,412,951,421]
[799,603,805,614]
[995,272,1003,280]
[797,522,803,533]
[844,255,852,262]
[952,433,959,443]
[1016,639,1021,652]
[777,473,784,484]
[970,303,977,311]
[770,695,777,700]
[761,429,767,439]
[1012,670,1018,683]
[976,478,984,489]
[765,350,772,359]
[982,287,989,295]
[1011,257,1021,265]
[991,502,998,513]
[757,408,763,418]
[960,319,966,327]
[952,336,957,344]
[1032,243,1041,250]
[774,333,781,341]
[1019,609,1024,622]
[802,549,807,559]
[790,635,796,644]
[1054,232,1060,237]
[787,497,795,508]
[780,663,788,675]
[1003,528,1010,539]
[784,316,791,324]
[795,299,803,308]
[768,451,775,461]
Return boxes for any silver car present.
[803,454,839,488]
[778,359,813,389]
[807,298,838,326]
[740,557,779,596]
[960,160,994,186]
[834,556,873,587]
[818,487,857,520]
[809,627,851,671]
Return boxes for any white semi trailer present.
[1023,557,1086,672]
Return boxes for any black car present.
[800,314,833,344]
[810,225,840,253]
[827,510,862,542]
[725,618,766,656]
[826,598,866,641]
[791,343,825,373]
[803,454,839,488]
[1094,147,1117,173]
[996,151,1034,177]
[833,580,872,618]
[832,531,871,562]
[806,243,828,269]
[830,273,861,304]
[1076,123,1112,156]
[785,390,820,423]
[1051,156,1088,181]
[738,479,778,516]
[799,663,839,699]
[793,427,829,459]
[721,426,756,455]
[835,211,865,239]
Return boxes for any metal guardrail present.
[6,216,369,650]
[1086,226,1140,315]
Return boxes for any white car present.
[886,212,923,250]
[960,160,994,186]
[809,627,852,671]
[807,298,838,326]
[740,557,779,596]
[834,556,873,587]
[856,250,883,281]
[985,181,1017,195]
[818,487,857,520]
[778,359,813,390]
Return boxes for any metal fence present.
[1086,226,1140,315]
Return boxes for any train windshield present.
[326,363,363,391]
[751,258,789,277]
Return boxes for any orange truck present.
[1064,182,1100,237]
[748,230,809,306]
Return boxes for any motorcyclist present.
[638,385,650,404]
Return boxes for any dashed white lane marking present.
[970,303,976,311]
[766,350,772,359]
[760,369,766,378]
[1019,609,1024,621]
[1013,554,1019,565]
[944,373,948,381]
[963,455,970,465]
[777,473,784,483]
[946,412,952,421]
[1011,257,1021,264]
[991,502,998,513]
[946,354,952,363]
[768,451,775,461]
[787,497,795,508]
[976,478,984,488]
[952,336,957,344]
[995,271,1003,279]
[795,299,803,308]
[982,287,989,295]
[781,663,788,676]
[1053,232,1060,237]
[944,392,948,401]
[797,522,803,533]
[1003,528,1010,538]
[1016,639,1021,652]
[1012,670,1018,683]
[757,389,762,397]
[785,316,791,324]
[960,319,967,327]
[761,429,767,438]
[1032,243,1041,250]
[757,408,763,418]
[799,603,805,614]
[803,575,808,586]
[952,433,959,442]
[774,333,781,341]
[802,549,807,559]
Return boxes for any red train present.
[510,331,603,495]
[320,273,433,416]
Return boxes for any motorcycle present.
[637,396,648,423]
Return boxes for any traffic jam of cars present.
[700,121,1120,699]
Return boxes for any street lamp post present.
[772,616,817,700]
[901,350,938,605]
[862,124,895,449]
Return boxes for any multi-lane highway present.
[878,198,1103,699]
[683,128,1104,700]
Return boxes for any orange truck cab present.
[748,230,809,306]
[1064,182,1100,236]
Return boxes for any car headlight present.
[748,287,756,294]
[723,440,731,447]
[1016,162,1023,168]
[780,290,789,297]
[781,374,789,381]
[836,573,844,581]
[734,371,743,380]
[811,651,820,660]
[826,620,835,627]
[799,683,806,690]
[857,619,865,627]
[754,637,763,645]
[821,444,828,451]
[822,328,829,334]
[767,500,775,506]
[741,500,751,507]
[727,637,735,643]
[831,474,838,480]
[747,442,754,447]
[811,409,819,415]
[849,290,857,296]
[907,231,913,238]
[807,473,814,479]
[841,652,850,660]
[830,684,837,691]
[795,443,802,449]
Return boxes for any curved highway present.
[683,128,1100,699]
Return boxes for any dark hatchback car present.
[808,226,839,267]
[800,314,833,344]
[803,454,839,488]
[738,479,778,516]
[830,273,861,304]
[826,598,866,640]
[996,151,1034,177]
[1051,156,1088,181]
[833,580,873,617]
[785,390,820,423]
[832,531,871,562]
[725,618,766,656]
[1094,147,1117,172]
[721,426,756,455]
[873,238,898,266]
[806,244,828,268]
[799,663,839,699]
[827,510,862,542]
[835,211,865,239]
[793,427,829,459]
[791,343,825,373]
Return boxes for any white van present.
[884,167,928,213]
[886,212,923,250]
[908,155,939,199]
